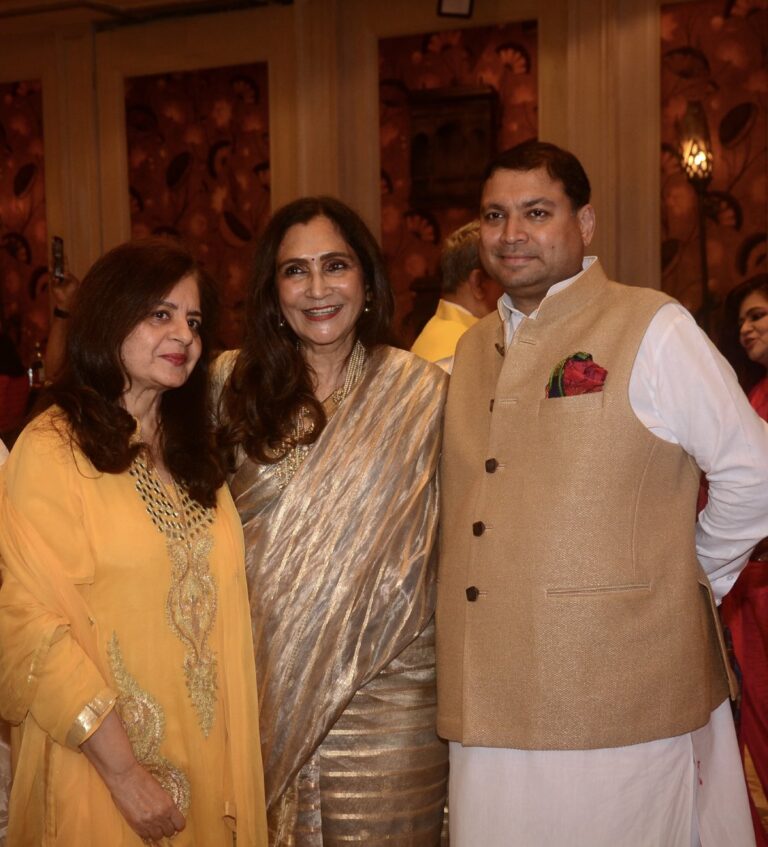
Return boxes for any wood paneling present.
[0,0,686,290]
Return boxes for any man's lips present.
[495,253,536,262]
[302,305,343,321]
[161,353,188,366]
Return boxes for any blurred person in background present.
[719,273,768,846]
[0,318,29,440]
[43,270,80,382]
[411,219,502,372]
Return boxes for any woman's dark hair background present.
[719,274,768,393]
[220,195,394,465]
[39,238,224,506]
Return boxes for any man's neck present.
[444,286,481,318]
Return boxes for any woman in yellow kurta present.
[0,240,267,846]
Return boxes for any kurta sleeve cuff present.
[29,633,113,749]
[66,687,118,749]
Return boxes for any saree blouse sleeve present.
[0,412,116,749]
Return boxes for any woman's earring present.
[278,315,286,328]
[363,290,372,313]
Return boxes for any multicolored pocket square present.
[545,352,608,398]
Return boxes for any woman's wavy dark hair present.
[220,196,394,465]
[39,238,225,507]
[719,274,768,393]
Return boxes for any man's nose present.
[500,216,528,244]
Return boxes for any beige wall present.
[0,0,673,287]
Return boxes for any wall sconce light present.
[679,101,714,187]
[437,0,474,18]
[678,100,714,335]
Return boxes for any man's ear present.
[466,268,486,301]
[577,204,596,247]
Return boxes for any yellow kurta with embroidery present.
[0,409,267,847]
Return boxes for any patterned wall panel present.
[126,62,270,349]
[661,0,767,330]
[0,79,49,367]
[378,22,538,343]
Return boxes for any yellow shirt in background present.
[410,299,478,367]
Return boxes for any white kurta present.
[448,258,768,847]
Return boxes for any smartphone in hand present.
[51,235,65,281]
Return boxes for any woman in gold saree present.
[0,240,267,846]
[216,197,448,845]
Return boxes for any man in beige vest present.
[436,140,768,846]
[411,221,501,371]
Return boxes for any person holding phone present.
[42,236,80,382]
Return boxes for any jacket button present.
[472,521,485,536]
[485,458,498,473]
[466,586,480,602]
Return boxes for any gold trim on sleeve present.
[66,686,117,749]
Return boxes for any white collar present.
[497,256,598,323]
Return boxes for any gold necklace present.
[274,340,367,489]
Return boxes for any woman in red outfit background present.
[720,273,768,846]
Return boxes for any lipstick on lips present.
[161,353,188,366]
[302,305,343,321]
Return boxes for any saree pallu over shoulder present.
[229,346,448,810]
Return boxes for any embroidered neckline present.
[129,453,219,736]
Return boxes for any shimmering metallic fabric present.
[228,346,448,845]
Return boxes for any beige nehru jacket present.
[436,260,733,751]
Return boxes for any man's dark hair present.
[483,140,591,211]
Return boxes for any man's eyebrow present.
[481,197,556,211]
[521,197,555,208]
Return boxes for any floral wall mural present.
[0,79,49,368]
[661,0,767,335]
[379,22,538,343]
[126,62,270,349]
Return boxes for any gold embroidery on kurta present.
[130,454,219,736]
[166,532,218,735]
[107,633,191,814]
